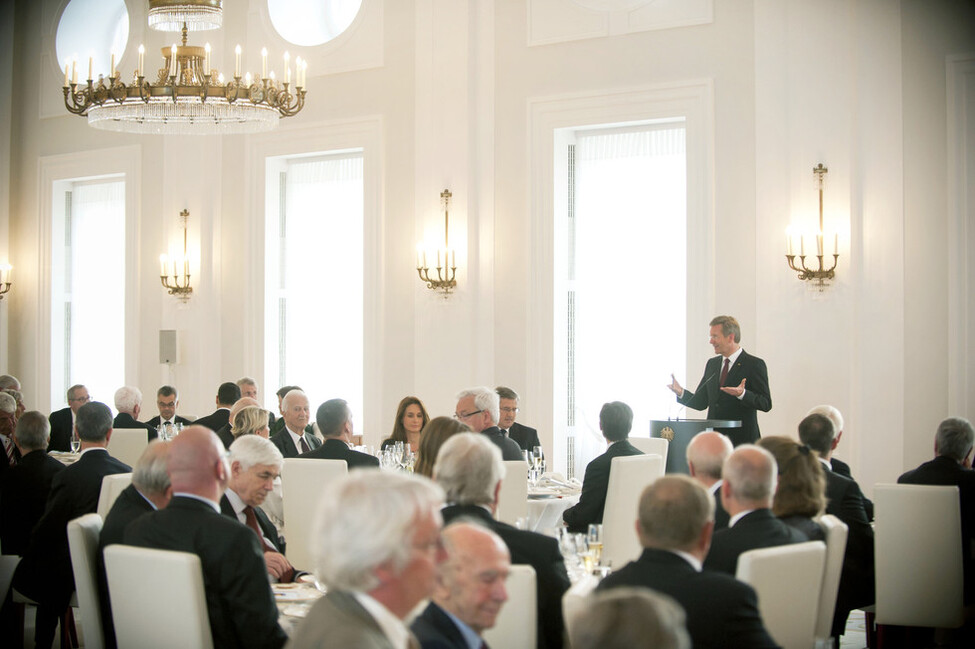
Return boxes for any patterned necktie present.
[2,435,15,466]
[299,435,310,453]
[244,505,293,582]
[719,357,730,387]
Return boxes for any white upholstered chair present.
[736,540,827,649]
[601,454,665,569]
[280,458,348,569]
[482,564,537,649]
[107,429,149,469]
[814,514,848,645]
[497,460,529,525]
[67,513,105,649]
[97,473,133,519]
[104,544,213,649]
[627,436,669,469]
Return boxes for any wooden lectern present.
[649,419,742,474]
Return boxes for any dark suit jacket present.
[123,496,287,649]
[113,412,157,441]
[830,457,874,519]
[481,426,525,461]
[562,439,643,533]
[712,482,730,531]
[677,350,772,446]
[219,493,285,555]
[215,424,235,450]
[411,601,469,649]
[193,408,231,433]
[508,422,541,453]
[703,508,809,575]
[12,448,130,609]
[48,407,74,452]
[0,449,65,555]
[599,548,780,649]
[442,504,569,649]
[144,414,192,428]
[300,438,379,469]
[269,427,322,458]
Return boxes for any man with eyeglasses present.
[455,387,524,461]
[47,384,90,452]
[496,386,541,454]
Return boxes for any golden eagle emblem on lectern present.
[660,427,675,442]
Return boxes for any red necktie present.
[299,435,310,453]
[720,357,730,387]
[244,505,294,582]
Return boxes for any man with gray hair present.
[496,386,541,452]
[0,392,18,470]
[287,471,446,649]
[48,383,89,452]
[598,475,779,648]
[570,588,690,649]
[703,444,807,575]
[269,389,321,457]
[221,435,295,582]
[112,386,156,441]
[300,398,379,468]
[455,387,524,460]
[145,385,192,430]
[434,432,570,649]
[806,404,873,520]
[0,374,20,391]
[686,430,734,530]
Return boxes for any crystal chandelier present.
[61,0,307,135]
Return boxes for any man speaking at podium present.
[667,316,771,447]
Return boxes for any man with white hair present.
[805,404,873,520]
[112,386,157,441]
[269,389,321,457]
[703,444,808,575]
[287,471,446,649]
[434,432,570,649]
[685,431,734,530]
[0,392,18,471]
[0,374,20,391]
[221,435,295,582]
[455,387,524,461]
[411,522,511,649]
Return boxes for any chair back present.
[0,554,20,603]
[482,564,537,649]
[601,454,664,569]
[108,429,149,468]
[67,514,105,649]
[814,514,848,643]
[104,544,213,649]
[281,458,348,569]
[97,473,133,519]
[627,437,669,469]
[497,460,529,525]
[874,483,964,628]
[736,540,826,649]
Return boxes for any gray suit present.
[287,590,417,649]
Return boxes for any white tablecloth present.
[527,493,580,533]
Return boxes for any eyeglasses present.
[453,409,483,420]
[499,407,519,414]
[69,395,90,403]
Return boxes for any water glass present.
[587,524,604,566]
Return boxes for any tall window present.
[50,177,126,407]
[264,151,364,428]
[557,121,687,476]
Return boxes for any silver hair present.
[113,386,143,414]
[935,417,975,462]
[433,433,507,506]
[132,440,171,497]
[282,389,308,410]
[312,471,444,592]
[0,375,20,391]
[722,445,777,506]
[14,411,51,451]
[0,392,15,414]
[455,387,500,424]
[807,405,844,435]
[229,435,283,471]
[569,587,690,649]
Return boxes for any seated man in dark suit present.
[221,435,297,581]
[412,522,511,649]
[193,381,241,433]
[269,389,321,457]
[806,404,873,520]
[686,430,734,531]
[269,385,312,436]
[455,386,525,461]
[300,398,379,468]
[434,432,570,649]
[0,393,19,474]
[569,587,690,649]
[703,444,807,575]
[0,412,65,556]
[899,416,975,602]
[563,401,643,533]
[237,377,275,427]
[496,386,541,453]
[12,401,131,649]
[598,475,779,649]
[144,385,192,431]
[112,386,157,441]
[124,426,287,649]
[47,383,89,452]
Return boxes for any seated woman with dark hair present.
[412,417,471,478]
[757,436,827,541]
[381,396,430,453]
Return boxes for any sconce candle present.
[785,163,840,290]
[416,189,459,296]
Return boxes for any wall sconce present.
[159,209,194,303]
[416,189,458,296]
[0,264,11,300]
[785,163,839,290]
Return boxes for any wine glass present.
[533,446,545,474]
[70,431,80,453]
[587,524,604,566]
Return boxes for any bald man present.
[124,427,287,649]
[686,431,734,530]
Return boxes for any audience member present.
[806,404,873,519]
[215,397,259,449]
[411,522,511,649]
[598,475,779,649]
[144,385,191,429]
[434,433,570,649]
[269,385,311,435]
[563,401,643,533]
[113,386,157,441]
[124,426,287,649]
[301,398,378,468]
[47,383,89,451]
[381,396,430,453]
[0,392,18,472]
[497,386,541,453]
[569,587,690,649]
[12,401,130,649]
[5,389,25,420]
[0,374,20,391]
[232,405,272,439]
[193,381,242,432]
[414,416,472,478]
[757,436,826,541]
[686,430,734,530]
[455,387,524,461]
[269,389,321,457]
[287,471,445,648]
[703,444,807,575]
[238,377,275,426]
